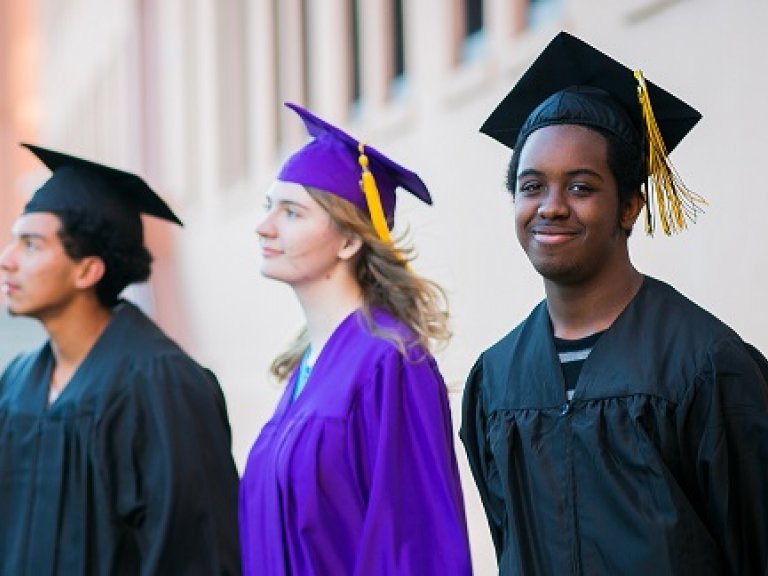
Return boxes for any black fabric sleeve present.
[460,356,506,557]
[100,356,242,576]
[680,340,768,575]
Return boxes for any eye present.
[284,206,299,218]
[22,238,40,252]
[568,182,594,197]
[518,181,544,196]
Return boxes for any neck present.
[293,270,363,363]
[43,296,113,391]
[545,262,643,340]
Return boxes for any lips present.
[1,281,18,296]
[530,226,579,245]
[260,247,283,258]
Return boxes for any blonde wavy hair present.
[270,187,450,381]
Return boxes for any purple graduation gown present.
[239,309,472,575]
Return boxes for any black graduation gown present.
[461,276,768,575]
[0,301,241,575]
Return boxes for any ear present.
[338,233,364,261]
[73,256,106,290]
[620,191,644,233]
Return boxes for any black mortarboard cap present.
[480,31,705,235]
[480,31,702,152]
[21,143,182,243]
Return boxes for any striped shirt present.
[553,331,605,400]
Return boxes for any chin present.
[259,267,290,284]
[2,299,20,316]
[533,262,587,285]
[259,264,278,279]
[5,305,29,318]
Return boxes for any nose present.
[0,243,16,272]
[536,187,569,220]
[255,212,276,239]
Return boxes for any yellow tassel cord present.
[357,142,412,270]
[358,142,394,245]
[634,70,706,235]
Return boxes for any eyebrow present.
[13,232,47,241]
[266,197,309,210]
[517,167,605,181]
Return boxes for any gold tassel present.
[634,70,706,235]
[358,142,411,269]
[358,142,394,244]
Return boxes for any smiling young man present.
[0,145,241,575]
[460,32,768,575]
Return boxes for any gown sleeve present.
[99,355,242,576]
[680,339,768,575]
[350,348,472,576]
[459,356,506,558]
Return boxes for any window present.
[300,0,312,107]
[465,0,483,37]
[389,0,406,98]
[272,0,283,148]
[457,0,486,64]
[348,0,362,108]
[528,0,563,27]
[273,0,311,148]
[217,0,249,188]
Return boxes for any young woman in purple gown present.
[238,103,473,576]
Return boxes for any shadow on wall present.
[0,311,45,367]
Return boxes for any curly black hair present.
[505,125,646,236]
[55,209,152,307]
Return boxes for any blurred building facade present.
[0,0,45,360]
[2,0,767,571]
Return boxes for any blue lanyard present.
[292,347,312,400]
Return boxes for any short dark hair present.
[55,210,152,307]
[505,125,646,234]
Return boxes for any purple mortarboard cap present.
[277,103,432,228]
[21,143,182,244]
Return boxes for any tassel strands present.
[358,142,395,244]
[634,70,707,235]
[357,142,411,269]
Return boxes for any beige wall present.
[3,0,767,572]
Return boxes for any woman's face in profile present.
[255,181,350,288]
